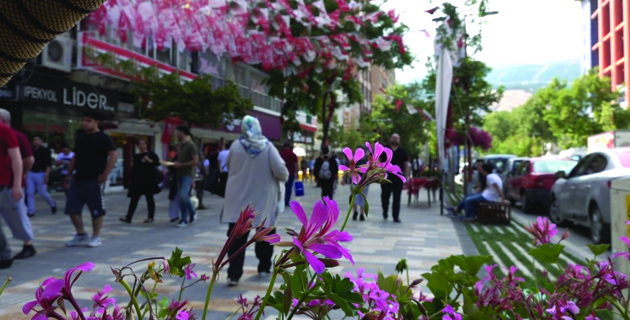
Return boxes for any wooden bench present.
[476,202,511,225]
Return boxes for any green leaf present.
[167,247,192,277]
[321,272,362,316]
[528,243,565,264]
[282,283,293,316]
[360,192,369,216]
[450,255,492,276]
[587,244,610,257]
[395,258,408,274]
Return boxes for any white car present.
[549,148,630,244]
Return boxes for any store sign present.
[20,76,117,113]
[0,82,17,100]
[290,131,313,145]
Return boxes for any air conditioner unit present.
[40,34,73,73]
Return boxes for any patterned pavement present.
[0,180,465,319]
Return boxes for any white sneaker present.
[88,237,102,248]
[190,212,198,224]
[66,234,89,247]
[176,220,189,228]
[228,279,239,287]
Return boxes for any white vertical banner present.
[435,46,453,171]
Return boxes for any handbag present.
[295,180,305,197]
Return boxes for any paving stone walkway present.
[0,180,464,319]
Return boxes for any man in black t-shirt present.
[64,112,118,248]
[381,134,410,223]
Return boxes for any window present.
[517,161,530,176]
[533,160,577,174]
[583,154,607,175]
[569,155,592,178]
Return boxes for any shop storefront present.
[1,74,118,189]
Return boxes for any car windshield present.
[616,151,630,168]
[486,158,509,172]
[533,160,577,173]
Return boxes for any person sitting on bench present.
[448,163,505,221]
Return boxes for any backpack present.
[319,157,333,180]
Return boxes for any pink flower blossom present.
[177,310,190,320]
[613,236,630,259]
[287,197,353,273]
[526,217,558,245]
[184,264,198,280]
[339,147,367,184]
[92,285,115,309]
[442,305,462,320]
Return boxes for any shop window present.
[156,45,172,65]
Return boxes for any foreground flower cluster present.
[11,142,630,320]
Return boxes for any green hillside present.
[486,59,581,91]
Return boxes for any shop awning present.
[300,124,317,133]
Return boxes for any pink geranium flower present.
[613,236,630,259]
[287,197,353,273]
[92,284,115,309]
[339,147,367,184]
[365,142,407,183]
[525,217,558,245]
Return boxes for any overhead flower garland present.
[87,0,405,77]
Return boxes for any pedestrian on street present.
[343,146,370,221]
[64,112,118,248]
[309,158,315,183]
[221,115,289,286]
[0,109,37,260]
[216,141,231,197]
[195,144,208,210]
[120,140,160,223]
[381,134,410,223]
[26,135,57,217]
[55,143,74,196]
[472,159,486,194]
[166,146,180,223]
[0,123,25,268]
[314,146,338,200]
[172,126,199,228]
[448,163,505,220]
[279,141,298,207]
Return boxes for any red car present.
[506,157,577,213]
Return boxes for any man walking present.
[381,134,410,223]
[0,123,24,268]
[0,109,36,259]
[173,126,199,228]
[314,146,338,199]
[64,112,118,248]
[279,141,299,206]
[27,135,57,217]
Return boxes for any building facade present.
[589,0,629,107]
[370,65,396,102]
[0,17,315,191]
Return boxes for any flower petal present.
[620,236,630,248]
[42,279,65,300]
[74,262,96,272]
[342,147,353,161]
[292,237,304,251]
[308,243,343,259]
[262,234,281,244]
[323,197,339,225]
[307,201,329,237]
[290,201,308,227]
[353,148,365,162]
[339,165,350,171]
[304,251,325,274]
[383,147,393,164]
[328,230,353,242]
[22,300,38,315]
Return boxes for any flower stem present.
[178,277,186,302]
[201,270,220,320]
[340,192,357,231]
[254,268,279,320]
[286,273,318,320]
[120,279,143,318]
[0,276,11,298]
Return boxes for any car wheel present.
[549,198,568,227]
[522,193,532,214]
[590,205,610,244]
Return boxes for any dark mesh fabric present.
[0,0,106,85]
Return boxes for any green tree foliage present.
[262,0,413,147]
[133,73,253,128]
[484,68,630,155]
[369,84,432,157]
[328,115,377,151]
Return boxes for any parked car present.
[506,157,577,213]
[549,148,630,244]
[500,157,529,192]
[483,154,516,174]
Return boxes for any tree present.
[368,83,432,157]
[542,69,630,149]
[133,73,253,128]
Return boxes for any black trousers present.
[227,223,275,281]
[196,175,205,206]
[320,179,335,200]
[126,192,156,220]
[381,178,404,220]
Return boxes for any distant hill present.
[486,59,581,92]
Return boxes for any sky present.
[379,0,585,84]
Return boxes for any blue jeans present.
[285,176,295,206]
[177,177,196,222]
[27,172,56,214]
[457,194,488,218]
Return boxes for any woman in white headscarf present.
[221,115,289,286]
